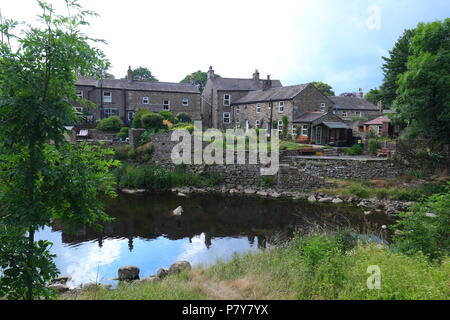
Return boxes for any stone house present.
[75,67,201,125]
[230,83,350,145]
[201,67,282,129]
[328,92,382,137]
[364,116,393,137]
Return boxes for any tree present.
[310,81,335,96]
[364,88,383,105]
[0,0,119,300]
[126,66,158,82]
[180,70,220,92]
[394,19,450,143]
[380,29,415,108]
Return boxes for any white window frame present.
[128,111,135,121]
[256,103,261,113]
[320,103,326,112]
[142,96,149,104]
[355,111,362,117]
[163,100,170,111]
[223,94,231,106]
[301,124,309,136]
[74,106,83,114]
[76,90,83,99]
[182,98,189,106]
[103,107,118,118]
[342,111,348,118]
[279,101,284,113]
[278,120,283,131]
[223,112,231,124]
[103,91,112,103]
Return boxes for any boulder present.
[425,212,437,218]
[318,197,332,203]
[244,189,256,195]
[332,198,344,204]
[48,283,69,293]
[168,261,191,275]
[173,206,184,216]
[156,268,169,279]
[118,265,140,281]
[256,191,268,197]
[307,195,316,202]
[177,192,187,197]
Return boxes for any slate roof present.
[210,77,282,92]
[232,84,310,104]
[76,77,200,94]
[328,96,379,111]
[323,122,350,129]
[292,111,326,123]
[364,116,391,125]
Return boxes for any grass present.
[67,233,450,300]
[319,177,448,201]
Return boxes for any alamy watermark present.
[170,121,280,176]
[367,4,381,30]
[367,265,381,289]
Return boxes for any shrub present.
[368,139,377,154]
[176,112,192,123]
[171,123,194,134]
[345,144,363,156]
[97,116,123,131]
[137,130,153,147]
[261,175,276,187]
[117,127,129,140]
[392,183,450,262]
[347,183,370,198]
[142,113,167,131]
[113,145,131,161]
[136,142,155,163]
[159,110,177,124]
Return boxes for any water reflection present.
[36,193,393,288]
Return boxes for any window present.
[256,103,261,113]
[355,111,362,117]
[163,100,170,111]
[74,107,83,114]
[182,98,189,106]
[301,125,309,136]
[292,124,297,135]
[255,120,261,128]
[142,96,149,104]
[278,120,283,131]
[279,101,284,113]
[103,91,112,103]
[103,107,118,118]
[378,125,383,136]
[342,111,348,118]
[236,106,240,114]
[76,90,83,99]
[320,103,326,112]
[223,94,231,106]
[223,112,230,124]
[128,111,135,121]
[235,118,240,123]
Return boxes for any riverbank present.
[62,232,449,300]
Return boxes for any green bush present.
[136,130,153,147]
[117,127,129,140]
[159,110,177,124]
[132,109,152,128]
[261,175,276,187]
[345,144,363,156]
[171,123,194,134]
[368,139,377,154]
[142,113,167,131]
[113,145,131,161]
[393,183,450,262]
[176,112,192,123]
[97,116,123,131]
[347,183,370,198]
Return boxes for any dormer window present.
[279,101,284,113]
[103,91,112,103]
[142,96,149,104]
[320,103,326,112]
[223,94,231,106]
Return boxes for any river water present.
[35,192,393,288]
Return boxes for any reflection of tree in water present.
[52,193,392,251]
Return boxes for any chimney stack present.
[377,100,383,113]
[358,88,364,98]
[207,66,215,79]
[253,69,260,81]
[263,75,272,91]
[127,66,133,83]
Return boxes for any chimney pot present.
[127,66,133,83]
[207,66,215,79]
[253,69,260,81]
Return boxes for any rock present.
[156,268,169,279]
[364,211,372,215]
[244,189,256,195]
[318,197,332,203]
[425,212,437,218]
[122,189,146,194]
[118,265,140,281]
[173,206,184,216]
[168,261,191,275]
[256,191,268,197]
[51,276,71,285]
[269,191,281,198]
[332,198,344,204]
[177,192,187,197]
[48,283,69,293]
[133,277,156,284]
[307,195,316,202]
[229,189,238,194]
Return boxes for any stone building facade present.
[201,67,282,129]
[74,67,201,125]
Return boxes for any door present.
[315,126,323,145]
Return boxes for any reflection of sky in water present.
[35,227,259,288]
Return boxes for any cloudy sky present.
[1,0,449,94]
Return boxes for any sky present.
[1,0,449,95]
